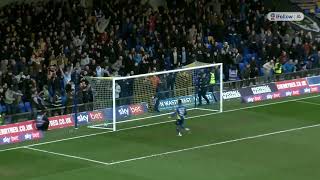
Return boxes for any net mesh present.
[87,77,113,110]
[116,70,198,112]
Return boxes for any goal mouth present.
[86,63,223,131]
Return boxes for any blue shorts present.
[175,118,184,126]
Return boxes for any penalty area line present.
[108,123,320,166]
[296,100,320,106]
[24,147,110,165]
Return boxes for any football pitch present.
[1,94,320,180]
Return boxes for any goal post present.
[86,63,223,131]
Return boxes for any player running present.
[172,99,190,136]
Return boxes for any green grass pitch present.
[1,94,320,180]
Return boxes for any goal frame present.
[89,63,223,131]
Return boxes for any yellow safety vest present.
[274,63,282,74]
[210,72,216,85]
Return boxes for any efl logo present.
[267,12,304,21]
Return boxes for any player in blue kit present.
[172,99,190,136]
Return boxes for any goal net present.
[86,63,223,131]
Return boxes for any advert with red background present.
[0,120,42,145]
[48,114,74,130]
[275,78,309,90]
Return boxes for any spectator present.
[112,56,124,72]
[4,85,17,115]
[95,65,104,77]
[81,53,90,67]
[180,47,188,65]
[115,82,121,105]
[0,87,5,108]
[172,47,179,67]
[283,59,295,73]
[233,49,243,65]
[263,60,274,83]
[283,59,295,80]
[249,60,259,85]
[60,64,73,88]
[0,0,319,119]
[241,64,250,87]
[115,82,121,99]
[31,87,46,117]
[197,72,210,106]
[274,59,283,81]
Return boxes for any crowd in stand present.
[0,0,320,118]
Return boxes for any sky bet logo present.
[118,107,129,116]
[129,105,143,115]
[77,113,89,124]
[89,111,104,122]
[117,104,145,117]
[267,12,304,21]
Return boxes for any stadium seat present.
[204,36,209,43]
[216,42,223,50]
[259,67,264,76]
[18,102,26,113]
[1,105,7,113]
[24,102,32,112]
[239,63,245,72]
[243,48,249,56]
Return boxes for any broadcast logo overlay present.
[267,12,304,21]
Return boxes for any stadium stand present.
[0,0,319,122]
[291,0,317,10]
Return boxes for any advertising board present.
[158,92,217,111]
[0,120,43,145]
[239,83,278,96]
[48,115,74,130]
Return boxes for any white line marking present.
[116,108,198,125]
[87,126,114,130]
[195,107,219,112]
[24,147,110,165]
[296,100,320,106]
[0,146,25,153]
[108,123,320,165]
[0,94,320,152]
